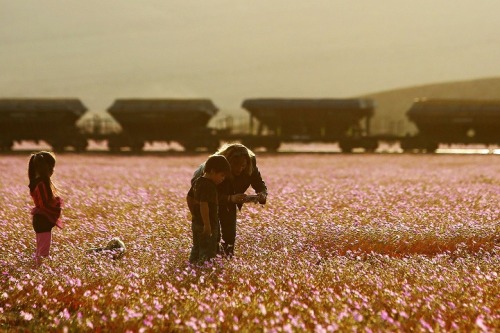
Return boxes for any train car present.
[401,98,500,152]
[106,99,220,152]
[3,96,497,154]
[240,98,377,152]
[0,98,88,151]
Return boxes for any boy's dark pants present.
[189,221,219,264]
[219,204,237,256]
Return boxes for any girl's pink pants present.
[35,232,52,265]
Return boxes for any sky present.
[1,0,500,117]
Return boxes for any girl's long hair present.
[28,151,58,198]
[215,143,254,176]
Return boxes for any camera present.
[243,194,259,203]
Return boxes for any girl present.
[28,151,64,266]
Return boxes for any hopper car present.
[0,99,88,152]
[0,97,499,153]
[400,98,500,152]
[106,99,220,152]
[240,98,378,152]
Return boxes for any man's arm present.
[250,158,267,194]
[250,158,268,204]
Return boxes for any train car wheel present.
[425,141,438,153]
[205,139,220,152]
[265,142,281,152]
[363,138,378,153]
[52,144,66,152]
[131,141,145,153]
[183,144,197,152]
[108,145,120,153]
[107,137,122,152]
[73,138,88,152]
[0,140,13,151]
[339,140,354,153]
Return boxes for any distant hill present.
[363,77,500,135]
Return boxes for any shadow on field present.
[312,237,500,264]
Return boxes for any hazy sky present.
[1,0,500,115]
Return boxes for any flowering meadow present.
[0,153,499,332]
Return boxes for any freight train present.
[0,97,499,153]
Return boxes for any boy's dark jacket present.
[190,156,267,210]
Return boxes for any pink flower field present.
[0,154,499,332]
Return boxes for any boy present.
[187,155,231,264]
